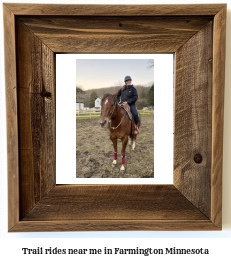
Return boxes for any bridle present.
[102,94,126,130]
[107,94,116,124]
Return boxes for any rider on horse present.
[116,75,140,134]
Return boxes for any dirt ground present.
[76,115,154,178]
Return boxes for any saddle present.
[119,102,137,135]
[120,102,132,121]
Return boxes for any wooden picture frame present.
[4,4,226,231]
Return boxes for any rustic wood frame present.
[4,4,226,232]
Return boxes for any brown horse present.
[99,93,140,171]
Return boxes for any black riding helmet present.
[124,75,132,82]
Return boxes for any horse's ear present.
[113,92,118,99]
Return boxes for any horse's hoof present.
[112,160,117,167]
[120,165,125,171]
[132,142,136,150]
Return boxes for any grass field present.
[76,115,100,119]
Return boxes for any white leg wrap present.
[128,137,131,145]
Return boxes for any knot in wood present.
[194,153,203,164]
[40,90,52,99]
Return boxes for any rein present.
[108,95,116,123]
[110,110,126,130]
[106,94,126,130]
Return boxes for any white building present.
[76,102,84,110]
[76,98,101,111]
[95,98,101,109]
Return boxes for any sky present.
[76,59,154,90]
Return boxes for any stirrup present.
[134,125,139,134]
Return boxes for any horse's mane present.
[103,93,113,98]
[101,92,118,103]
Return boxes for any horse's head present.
[99,93,116,128]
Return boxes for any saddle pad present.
[120,102,133,121]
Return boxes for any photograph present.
[75,59,154,178]
[56,53,173,185]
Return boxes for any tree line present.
[76,84,154,109]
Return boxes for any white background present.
[56,53,173,184]
[0,0,231,260]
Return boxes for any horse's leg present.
[110,136,117,166]
[120,135,128,171]
[128,135,132,146]
[132,134,136,150]
[132,112,140,150]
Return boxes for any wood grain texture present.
[16,19,56,219]
[11,220,218,232]
[12,185,218,232]
[18,16,213,53]
[22,185,207,221]
[4,3,225,16]
[174,22,213,218]
[3,4,19,231]
[211,5,226,228]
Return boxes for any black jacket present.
[116,85,138,106]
